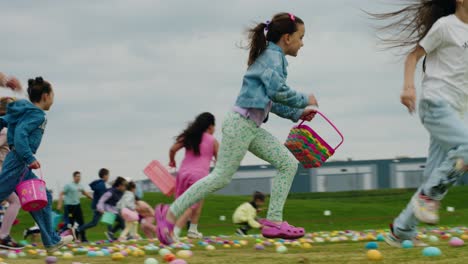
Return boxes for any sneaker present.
[187,230,203,239]
[105,231,115,241]
[69,227,77,240]
[46,235,74,253]
[236,228,247,236]
[411,192,440,224]
[384,225,428,248]
[0,235,24,249]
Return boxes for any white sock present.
[174,226,181,237]
[189,224,198,232]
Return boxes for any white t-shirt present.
[420,15,468,112]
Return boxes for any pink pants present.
[140,216,157,239]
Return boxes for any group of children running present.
[0,0,466,253]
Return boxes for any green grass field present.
[5,186,468,263]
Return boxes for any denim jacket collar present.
[267,41,288,68]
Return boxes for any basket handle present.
[298,110,344,151]
[18,167,44,183]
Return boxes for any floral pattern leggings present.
[170,112,298,222]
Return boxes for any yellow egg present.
[367,250,383,261]
[302,243,312,249]
[234,244,241,248]
[112,253,125,261]
[223,244,231,248]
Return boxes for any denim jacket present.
[235,42,308,121]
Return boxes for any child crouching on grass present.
[233,191,265,235]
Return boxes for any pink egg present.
[449,237,464,247]
[170,259,187,264]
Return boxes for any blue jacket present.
[89,179,107,209]
[0,100,46,165]
[235,42,309,122]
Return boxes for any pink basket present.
[143,160,175,196]
[121,208,139,222]
[16,169,48,212]
[285,111,344,168]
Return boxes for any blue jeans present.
[77,209,101,234]
[393,99,468,239]
[0,151,61,247]
[108,214,125,234]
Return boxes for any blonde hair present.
[0,97,15,116]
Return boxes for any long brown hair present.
[370,0,456,52]
[175,112,215,156]
[247,12,304,66]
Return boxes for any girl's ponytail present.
[247,22,268,67]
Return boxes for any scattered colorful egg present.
[402,240,414,249]
[159,248,171,257]
[205,245,215,251]
[169,259,187,264]
[276,245,288,254]
[111,252,125,261]
[45,256,57,264]
[255,244,265,250]
[365,242,378,249]
[144,258,159,264]
[449,237,464,247]
[366,250,382,261]
[422,247,441,257]
[301,243,312,249]
[164,253,176,262]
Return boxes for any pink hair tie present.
[289,13,295,21]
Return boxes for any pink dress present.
[175,133,215,209]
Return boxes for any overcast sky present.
[1,0,440,193]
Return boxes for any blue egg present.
[365,242,378,249]
[402,240,414,249]
[422,247,442,257]
[376,234,385,241]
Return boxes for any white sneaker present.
[187,230,203,239]
[46,235,74,253]
[384,225,428,248]
[411,193,440,224]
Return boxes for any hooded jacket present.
[0,99,46,165]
